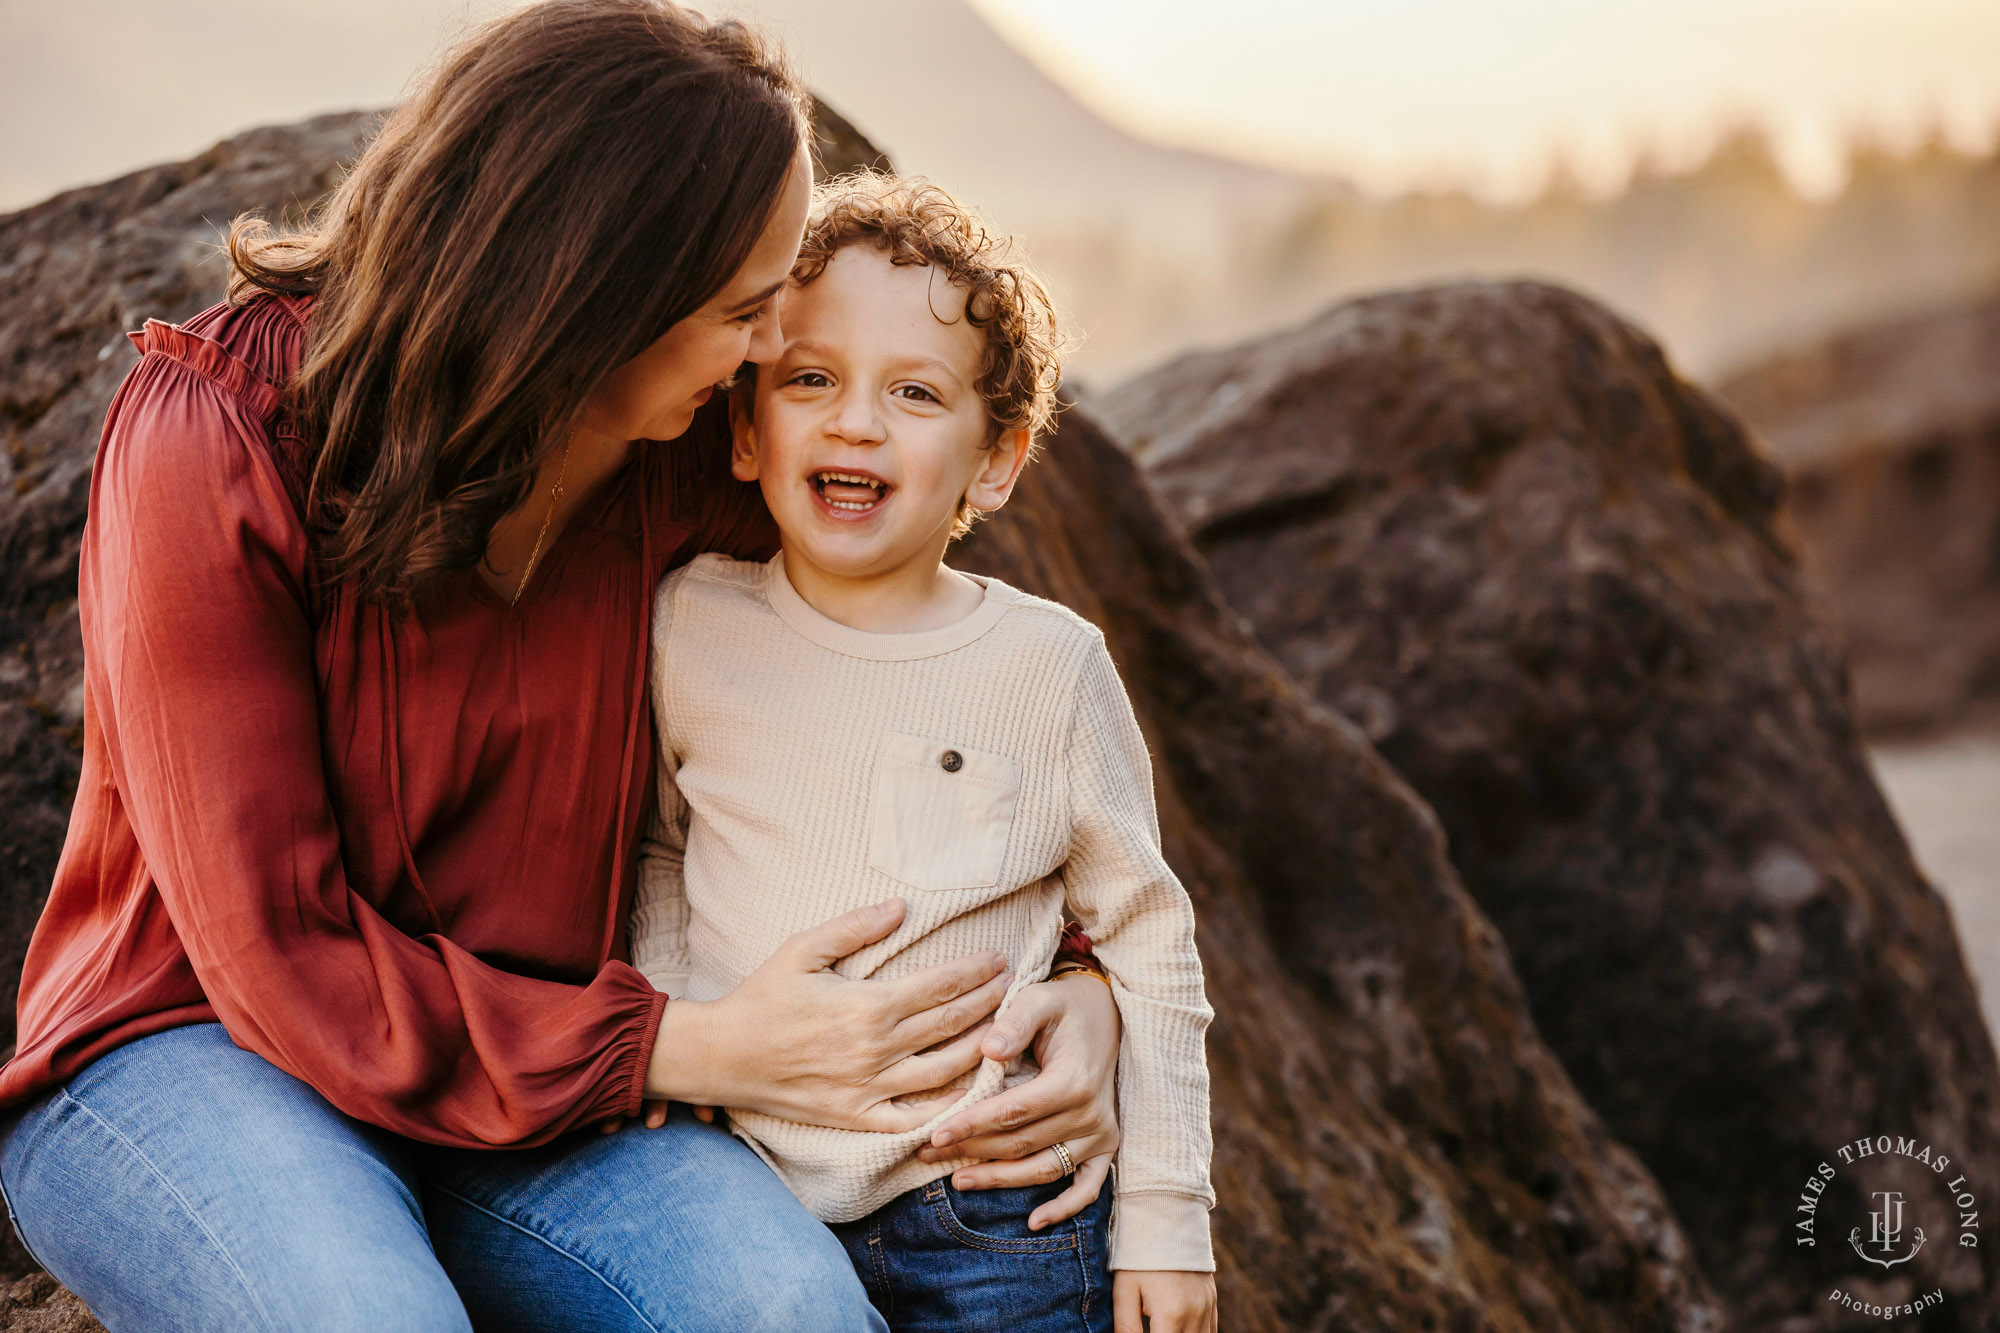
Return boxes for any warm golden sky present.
[973,0,2000,199]
[3,0,1997,210]
[1010,0,2000,198]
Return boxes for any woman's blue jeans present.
[0,1023,886,1332]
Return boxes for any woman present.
[0,3,1122,1329]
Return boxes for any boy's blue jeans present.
[0,1022,886,1332]
[830,1173,1115,1332]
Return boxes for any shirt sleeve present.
[80,343,666,1148]
[1060,634,1217,1273]
[632,576,694,1000]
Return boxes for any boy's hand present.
[1113,1271,1216,1333]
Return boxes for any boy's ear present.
[963,427,1033,515]
[728,392,760,482]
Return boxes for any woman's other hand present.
[919,969,1123,1230]
[644,898,1012,1131]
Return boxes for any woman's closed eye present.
[732,302,771,326]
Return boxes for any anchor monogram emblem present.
[1849,1190,1926,1269]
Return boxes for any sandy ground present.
[1869,728,2000,1045]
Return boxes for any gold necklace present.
[508,428,577,607]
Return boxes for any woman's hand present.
[643,899,1013,1132]
[917,969,1123,1231]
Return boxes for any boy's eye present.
[894,385,939,404]
[786,371,831,388]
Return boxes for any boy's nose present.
[829,390,886,445]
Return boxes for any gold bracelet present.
[1048,963,1113,991]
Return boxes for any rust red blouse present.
[0,294,787,1146]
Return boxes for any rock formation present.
[1103,280,2000,1330]
[0,119,1733,1328]
[1716,292,2000,736]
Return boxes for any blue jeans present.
[830,1175,1113,1332]
[0,1023,885,1333]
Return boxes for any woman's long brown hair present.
[228,0,807,606]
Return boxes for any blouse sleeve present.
[81,333,665,1148]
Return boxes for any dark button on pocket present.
[940,749,963,772]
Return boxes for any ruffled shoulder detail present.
[126,317,284,421]
[122,295,318,538]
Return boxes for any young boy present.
[632,173,1215,1332]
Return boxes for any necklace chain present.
[508,428,577,608]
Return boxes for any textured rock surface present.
[1103,280,2000,1330]
[1716,292,2000,736]
[0,121,1733,1329]
[0,1275,97,1333]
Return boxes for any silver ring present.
[1050,1140,1076,1176]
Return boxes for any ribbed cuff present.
[1109,1191,1214,1272]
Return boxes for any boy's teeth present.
[816,471,882,489]
[813,470,888,512]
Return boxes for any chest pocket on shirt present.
[868,731,1021,892]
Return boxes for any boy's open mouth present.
[811,470,891,515]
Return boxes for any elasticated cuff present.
[621,986,670,1119]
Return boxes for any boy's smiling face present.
[731,245,1030,586]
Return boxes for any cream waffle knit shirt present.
[632,551,1215,1272]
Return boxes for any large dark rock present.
[1716,292,2000,736]
[0,122,1730,1327]
[1103,280,2000,1330]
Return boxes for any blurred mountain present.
[718,1,2000,385]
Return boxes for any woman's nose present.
[746,301,785,364]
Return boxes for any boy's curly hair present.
[793,172,1070,536]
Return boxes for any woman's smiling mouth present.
[811,469,891,516]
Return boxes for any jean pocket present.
[924,1179,1077,1254]
[867,732,1020,892]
